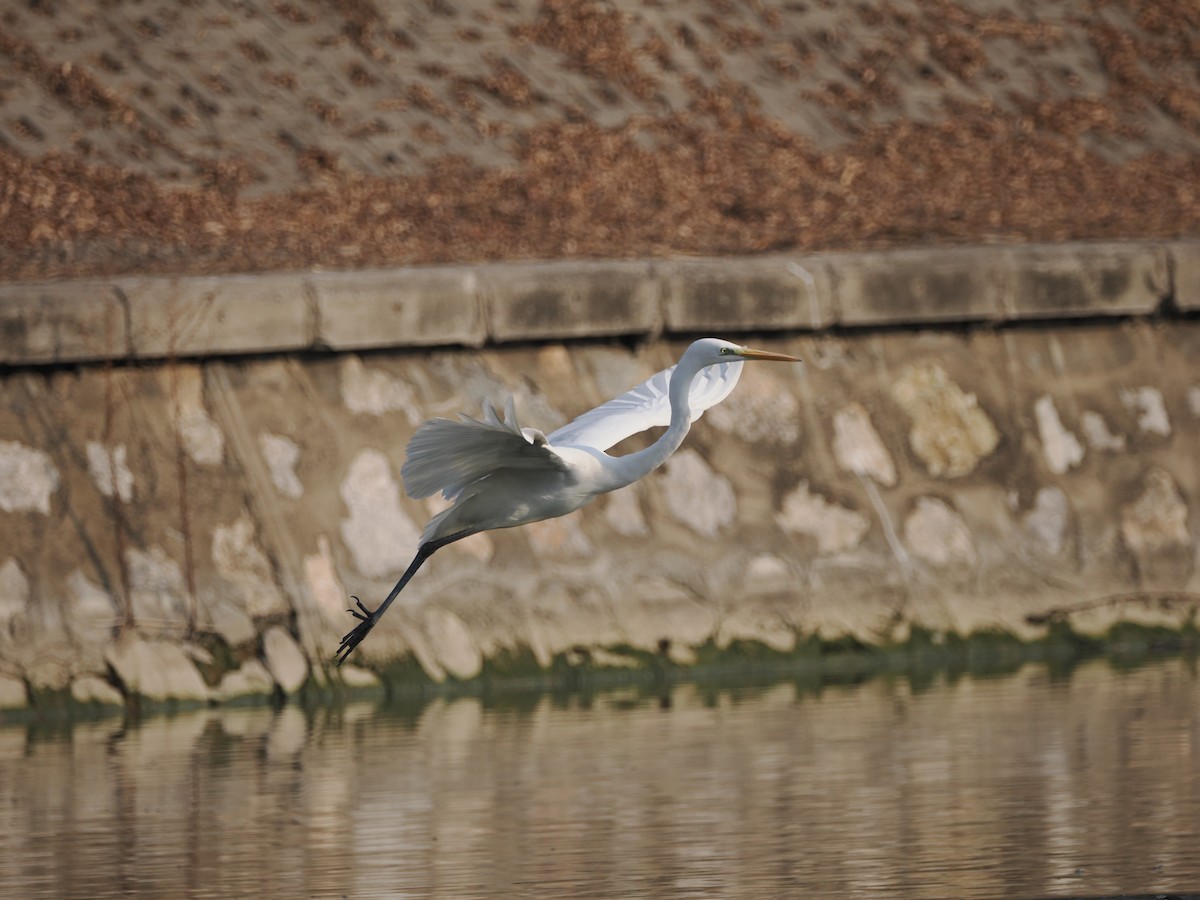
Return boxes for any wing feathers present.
[402,398,567,500]
[404,357,743,500]
[547,359,743,452]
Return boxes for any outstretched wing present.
[402,396,568,500]
[547,359,743,452]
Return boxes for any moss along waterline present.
[6,617,1195,725]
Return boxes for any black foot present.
[335,596,378,666]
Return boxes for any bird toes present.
[335,598,379,666]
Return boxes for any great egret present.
[335,337,800,665]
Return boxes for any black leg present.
[334,530,474,666]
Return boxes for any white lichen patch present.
[258,432,304,499]
[744,552,792,590]
[832,402,897,486]
[212,512,288,618]
[86,442,134,502]
[535,344,576,387]
[706,375,801,443]
[1023,487,1070,557]
[304,535,348,622]
[525,515,594,558]
[170,366,224,466]
[1120,467,1190,555]
[1033,395,1084,475]
[891,362,999,478]
[340,356,422,423]
[0,558,30,628]
[775,481,870,555]
[451,358,564,432]
[339,449,420,578]
[904,497,977,567]
[124,546,187,625]
[603,483,649,537]
[660,449,736,538]
[67,569,116,631]
[1121,386,1171,436]
[0,440,59,514]
[1080,410,1126,452]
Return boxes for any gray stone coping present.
[0,240,1194,366]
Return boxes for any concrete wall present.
[0,240,1198,710]
[4,241,1195,365]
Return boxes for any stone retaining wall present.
[0,240,1198,711]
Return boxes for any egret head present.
[688,337,801,366]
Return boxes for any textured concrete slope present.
[1,0,1197,277]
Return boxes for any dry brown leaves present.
[3,99,1196,282]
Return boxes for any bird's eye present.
[719,347,731,355]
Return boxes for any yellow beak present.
[739,347,801,362]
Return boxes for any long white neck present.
[602,353,704,491]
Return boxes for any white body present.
[400,338,797,545]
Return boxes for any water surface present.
[2,657,1198,898]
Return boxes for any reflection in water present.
[1,658,1198,899]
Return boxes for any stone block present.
[0,280,127,364]
[661,255,835,332]
[832,246,1006,326]
[216,659,276,702]
[121,272,310,359]
[309,267,485,349]
[262,626,309,694]
[71,675,125,706]
[0,674,26,710]
[105,637,211,702]
[481,260,660,343]
[1168,241,1200,311]
[1003,242,1168,319]
[338,664,381,689]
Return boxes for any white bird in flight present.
[336,337,800,665]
